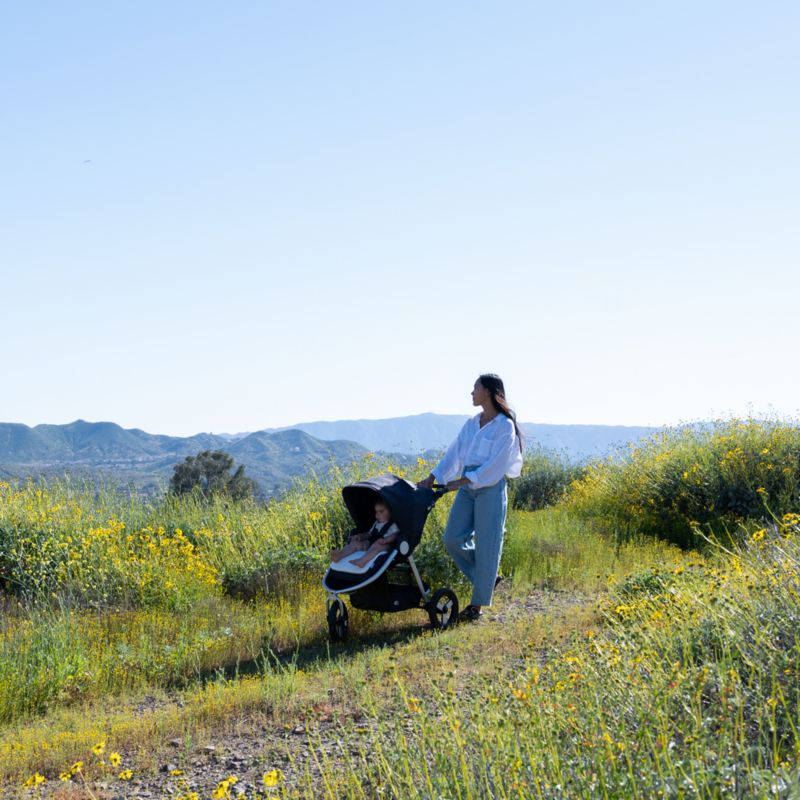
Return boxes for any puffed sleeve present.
[431,420,471,484]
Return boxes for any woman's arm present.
[431,418,473,485]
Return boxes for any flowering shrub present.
[512,447,585,511]
[564,419,800,546]
[0,483,219,609]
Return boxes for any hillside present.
[0,414,661,495]
[2,420,799,796]
[0,420,366,496]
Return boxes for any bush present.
[512,447,585,511]
[564,418,800,547]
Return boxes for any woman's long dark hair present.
[478,373,524,453]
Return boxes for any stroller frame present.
[322,474,459,640]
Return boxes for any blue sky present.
[2,2,799,436]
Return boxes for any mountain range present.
[0,415,660,496]
[0,420,366,496]
[266,413,658,460]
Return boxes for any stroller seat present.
[323,473,459,639]
[329,548,392,574]
[324,546,399,591]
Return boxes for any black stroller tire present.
[327,600,349,642]
[428,588,459,629]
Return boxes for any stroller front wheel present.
[428,588,459,630]
[327,598,349,642]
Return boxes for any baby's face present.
[374,503,391,524]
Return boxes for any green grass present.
[1,505,679,795]
[0,458,456,727]
[3,432,800,798]
[296,517,800,799]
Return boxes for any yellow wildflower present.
[92,742,105,756]
[752,529,766,542]
[118,769,133,780]
[212,780,230,799]
[263,769,283,787]
[109,752,122,767]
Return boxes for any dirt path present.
[6,587,592,800]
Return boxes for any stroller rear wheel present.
[327,599,349,642]
[428,588,459,629]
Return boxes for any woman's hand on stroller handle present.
[418,473,462,494]
[417,474,435,489]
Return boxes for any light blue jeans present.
[442,477,507,606]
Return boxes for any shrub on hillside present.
[512,448,585,511]
[169,450,257,501]
[565,418,800,547]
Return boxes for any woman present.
[418,374,523,621]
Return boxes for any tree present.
[169,450,257,501]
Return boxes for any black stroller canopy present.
[342,473,436,551]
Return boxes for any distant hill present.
[0,414,661,496]
[269,413,469,454]
[270,413,659,461]
[0,420,366,497]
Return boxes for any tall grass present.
[0,457,455,608]
[565,418,800,547]
[4,422,800,796]
[0,503,686,789]
[0,456,459,725]
[311,514,800,799]
[503,507,683,592]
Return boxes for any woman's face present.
[471,379,490,406]
[374,502,391,524]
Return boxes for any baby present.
[330,499,399,566]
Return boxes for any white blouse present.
[432,413,523,489]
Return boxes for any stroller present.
[322,473,459,641]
